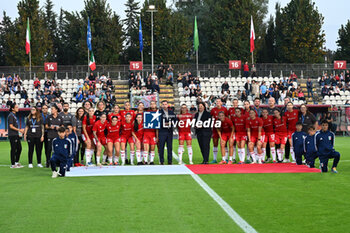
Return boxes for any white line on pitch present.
[172,151,258,233]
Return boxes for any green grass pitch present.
[0,137,349,233]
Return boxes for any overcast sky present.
[1,0,348,51]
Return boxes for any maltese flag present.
[250,15,255,53]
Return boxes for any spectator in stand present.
[345,70,350,84]
[241,90,248,101]
[331,75,337,86]
[252,80,259,98]
[189,87,197,97]
[260,81,267,103]
[306,77,313,98]
[289,72,298,81]
[194,77,200,87]
[34,77,41,89]
[153,80,160,93]
[1,100,6,108]
[6,98,13,107]
[88,72,96,82]
[268,84,274,97]
[183,87,190,97]
[189,81,196,90]
[157,62,165,82]
[251,64,257,77]
[321,85,330,98]
[244,80,252,96]
[236,90,242,100]
[272,87,280,103]
[75,91,83,103]
[196,86,202,96]
[190,104,197,114]
[319,76,325,87]
[167,64,174,85]
[99,74,107,83]
[221,81,229,94]
[297,88,305,101]
[24,98,30,107]
[243,61,249,77]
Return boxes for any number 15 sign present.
[130,61,143,71]
[229,60,241,69]
[334,60,346,70]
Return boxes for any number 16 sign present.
[229,60,241,69]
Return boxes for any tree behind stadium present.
[334,20,350,63]
[274,0,325,63]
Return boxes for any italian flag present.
[25,17,31,54]
[89,51,96,71]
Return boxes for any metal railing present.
[0,63,347,80]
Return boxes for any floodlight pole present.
[147,6,157,76]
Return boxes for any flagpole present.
[88,49,90,73]
[29,51,32,79]
[196,50,198,77]
[141,50,144,78]
[251,51,254,65]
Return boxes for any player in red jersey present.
[241,100,251,118]
[143,101,158,165]
[261,109,277,162]
[82,108,97,166]
[135,102,144,115]
[228,99,239,119]
[284,102,299,162]
[210,99,228,163]
[246,110,265,164]
[120,101,135,121]
[217,112,235,164]
[120,113,135,165]
[273,109,288,162]
[132,114,144,165]
[108,105,122,123]
[106,116,121,165]
[92,113,108,166]
[177,104,194,164]
[232,108,247,163]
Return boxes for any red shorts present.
[235,133,247,142]
[107,137,120,144]
[250,134,265,143]
[133,135,143,143]
[93,137,107,146]
[220,132,234,142]
[120,135,134,144]
[179,132,192,141]
[275,134,287,145]
[287,131,294,139]
[143,133,157,145]
[212,128,219,139]
[265,133,275,143]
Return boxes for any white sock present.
[150,151,155,162]
[271,147,276,161]
[254,147,257,154]
[103,154,107,162]
[187,146,193,163]
[114,155,119,163]
[262,148,266,160]
[259,153,264,161]
[130,151,135,163]
[239,148,245,162]
[277,149,283,161]
[250,151,257,163]
[229,156,233,161]
[233,147,236,159]
[96,156,100,164]
[136,150,141,163]
[143,151,148,163]
[213,147,218,161]
[178,145,184,163]
[121,151,126,164]
[108,157,112,164]
[290,147,295,161]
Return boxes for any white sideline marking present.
[172,151,258,233]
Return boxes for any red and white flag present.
[250,15,255,53]
[25,17,31,54]
[89,51,96,71]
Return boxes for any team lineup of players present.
[47,96,340,177]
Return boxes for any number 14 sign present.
[130,61,143,71]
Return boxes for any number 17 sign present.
[130,61,143,71]
[334,60,346,70]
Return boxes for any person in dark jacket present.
[298,104,317,133]
[194,102,213,164]
[50,127,72,178]
[158,100,177,165]
[8,103,24,168]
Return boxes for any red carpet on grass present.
[186,163,320,174]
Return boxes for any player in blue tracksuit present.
[50,127,72,178]
[315,120,340,173]
[66,124,78,172]
[292,122,307,165]
[304,126,318,168]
